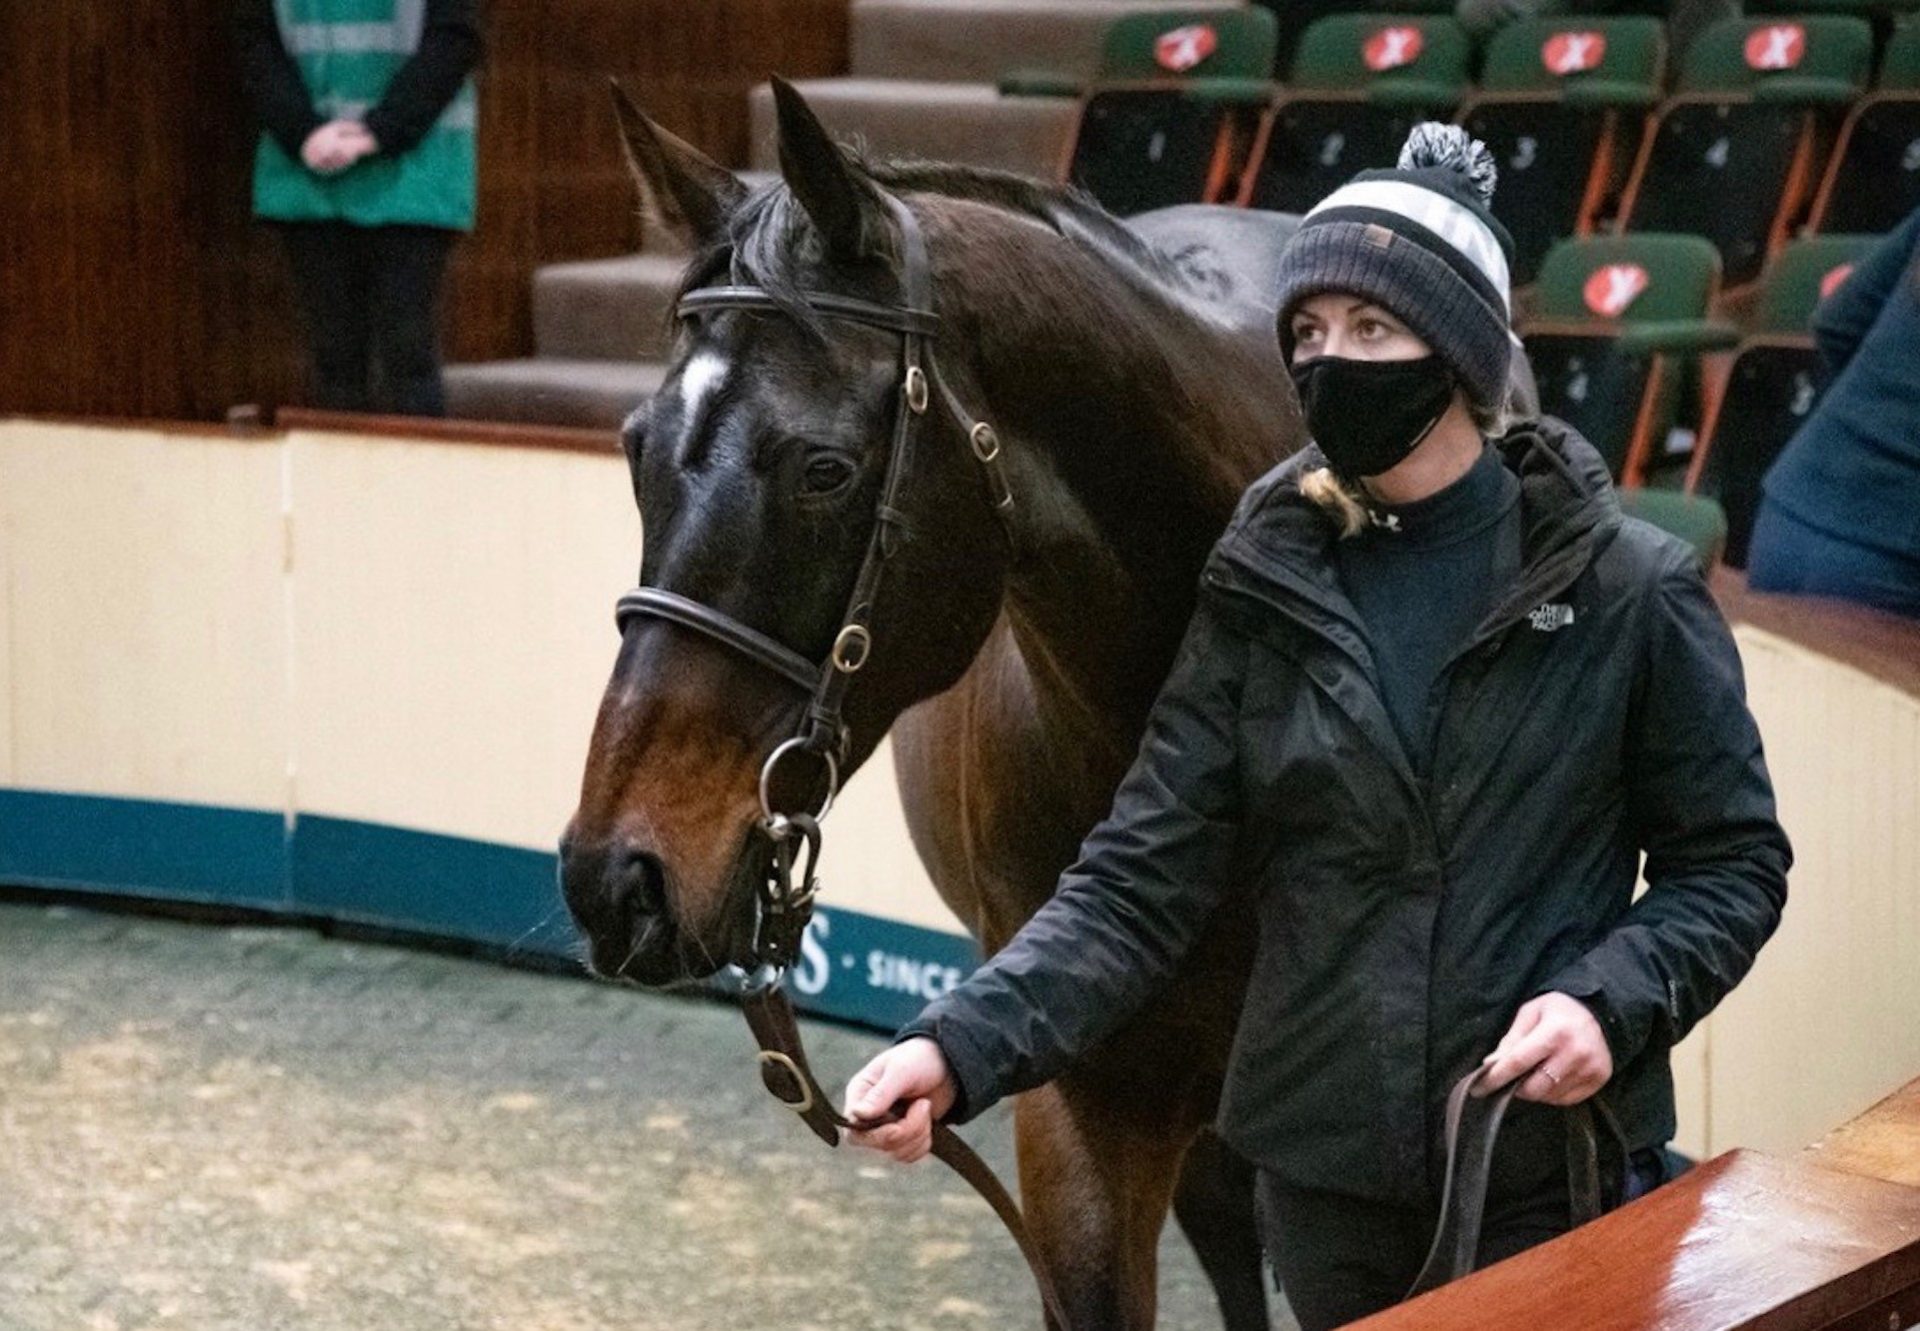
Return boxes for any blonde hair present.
[1301,467,1371,539]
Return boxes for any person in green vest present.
[235,0,482,416]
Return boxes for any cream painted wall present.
[1675,624,1920,1157]
[281,428,958,933]
[286,431,636,850]
[0,422,288,812]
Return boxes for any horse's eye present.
[802,453,855,496]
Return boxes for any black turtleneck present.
[1333,442,1522,773]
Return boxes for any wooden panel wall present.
[0,0,849,421]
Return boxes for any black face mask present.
[1289,354,1456,479]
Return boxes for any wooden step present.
[747,78,1079,179]
[851,0,1243,84]
[442,359,668,431]
[532,253,690,362]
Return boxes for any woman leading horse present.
[844,125,1792,1330]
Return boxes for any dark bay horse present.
[560,80,1305,1328]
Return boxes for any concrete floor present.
[0,900,1290,1331]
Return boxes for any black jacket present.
[899,419,1790,1205]
[234,0,483,161]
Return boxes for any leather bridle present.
[614,190,1015,975]
[609,189,1069,1325]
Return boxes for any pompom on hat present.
[1274,123,1519,417]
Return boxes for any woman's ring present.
[1540,1066,1560,1087]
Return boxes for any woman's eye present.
[1356,320,1383,340]
[1293,324,1320,344]
[802,454,855,495]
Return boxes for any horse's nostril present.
[617,848,667,917]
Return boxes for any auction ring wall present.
[3,417,1917,1159]
[0,418,977,1033]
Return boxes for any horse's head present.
[560,83,1014,984]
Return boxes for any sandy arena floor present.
[0,899,1292,1331]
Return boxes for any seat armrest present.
[998,69,1082,98]
[1617,319,1744,355]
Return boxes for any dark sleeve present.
[233,0,323,160]
[362,0,484,156]
[1542,555,1790,1066]
[1811,205,1920,372]
[892,589,1249,1125]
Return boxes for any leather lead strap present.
[741,987,1076,1330]
[1405,1065,1617,1300]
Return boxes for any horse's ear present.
[770,77,885,260]
[608,80,745,249]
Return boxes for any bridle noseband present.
[612,191,1015,976]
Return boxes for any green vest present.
[252,0,477,230]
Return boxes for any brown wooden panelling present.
[1349,1148,1920,1331]
[0,0,848,421]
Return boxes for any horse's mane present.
[672,152,1194,335]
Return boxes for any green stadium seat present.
[1618,488,1730,570]
[1809,22,1920,233]
[1051,8,1278,215]
[1457,18,1669,286]
[1685,234,1879,566]
[1237,15,1473,215]
[1523,233,1737,484]
[1617,16,1875,287]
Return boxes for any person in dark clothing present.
[841,125,1790,1331]
[235,0,483,416]
[1747,205,1920,618]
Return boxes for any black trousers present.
[1256,1106,1674,1331]
[277,221,457,417]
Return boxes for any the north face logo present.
[1155,24,1218,73]
[1583,263,1650,318]
[1364,26,1425,73]
[1529,603,1577,632]
[1543,31,1607,76]
[1745,24,1806,72]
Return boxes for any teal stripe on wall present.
[292,814,579,961]
[0,791,980,1033]
[0,790,291,910]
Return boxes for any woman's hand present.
[1477,992,1614,1106]
[841,1037,958,1164]
[301,119,377,174]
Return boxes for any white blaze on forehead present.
[675,351,730,419]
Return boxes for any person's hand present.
[301,120,377,174]
[841,1037,957,1164]
[1476,992,1613,1106]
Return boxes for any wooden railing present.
[1354,1078,1920,1330]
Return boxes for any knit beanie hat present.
[1274,124,1517,417]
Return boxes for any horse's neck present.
[976,300,1279,774]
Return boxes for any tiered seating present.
[1239,14,1473,213]
[1810,21,1920,233]
[1685,234,1877,566]
[447,0,1239,427]
[1615,15,1874,288]
[1457,17,1667,285]
[1522,233,1736,484]
[1058,8,1278,214]
[744,0,1238,181]
[447,1,1914,457]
